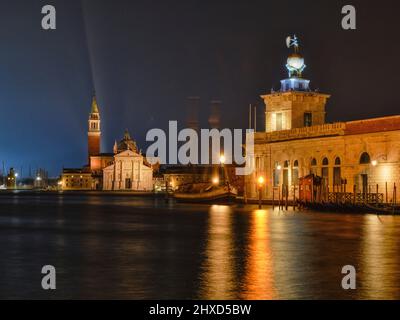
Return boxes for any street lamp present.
[212,177,219,185]
[276,164,282,171]
[220,154,226,185]
[371,155,387,167]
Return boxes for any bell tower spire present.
[88,95,101,162]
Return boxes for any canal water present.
[0,193,399,300]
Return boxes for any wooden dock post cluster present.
[255,175,398,213]
[271,185,297,211]
[294,174,400,212]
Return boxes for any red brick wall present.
[88,135,100,159]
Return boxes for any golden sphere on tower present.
[287,53,305,71]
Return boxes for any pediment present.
[115,149,140,158]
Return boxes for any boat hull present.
[173,186,237,204]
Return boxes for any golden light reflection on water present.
[199,206,277,300]
[198,205,236,299]
[360,215,400,299]
[242,209,276,300]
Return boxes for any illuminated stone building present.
[60,96,153,191]
[61,168,92,191]
[245,36,400,201]
[103,131,153,191]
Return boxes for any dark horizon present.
[1,0,400,176]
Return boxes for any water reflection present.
[198,205,236,299]
[1,194,400,299]
[360,215,400,299]
[242,210,276,299]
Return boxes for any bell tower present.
[263,35,330,133]
[88,95,101,162]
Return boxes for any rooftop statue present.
[286,35,306,78]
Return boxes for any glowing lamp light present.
[36,176,42,181]
[371,160,378,167]
[258,176,265,185]
[15,173,19,178]
[212,177,219,185]
[277,165,282,171]
[220,155,226,164]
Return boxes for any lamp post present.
[258,176,265,209]
[276,164,282,205]
[212,177,219,186]
[220,154,226,186]
[36,176,42,189]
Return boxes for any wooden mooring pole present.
[385,182,388,204]
[293,185,297,210]
[272,188,275,210]
[278,186,281,210]
[285,185,288,211]
[392,183,396,206]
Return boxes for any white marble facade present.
[103,150,153,191]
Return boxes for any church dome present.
[117,130,138,153]
[287,53,305,71]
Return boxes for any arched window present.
[321,158,329,185]
[360,152,371,165]
[311,158,317,166]
[292,160,299,185]
[283,161,289,186]
[310,158,317,175]
[284,161,289,168]
[334,157,342,186]
[273,161,280,187]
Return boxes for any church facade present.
[60,97,154,191]
[102,131,153,191]
[245,37,400,202]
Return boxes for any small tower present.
[88,95,101,162]
[263,35,330,132]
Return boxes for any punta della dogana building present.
[245,36,400,202]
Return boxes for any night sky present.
[1,0,400,176]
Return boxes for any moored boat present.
[173,184,237,203]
